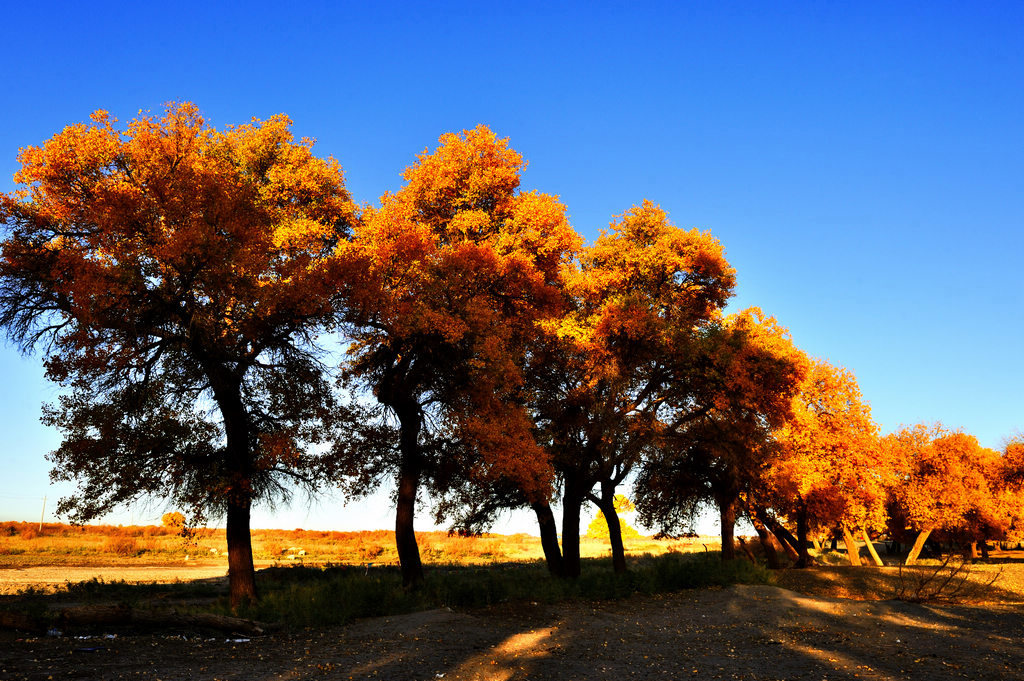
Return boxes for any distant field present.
[0,520,714,592]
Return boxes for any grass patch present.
[219,551,771,628]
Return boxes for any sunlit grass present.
[0,521,714,568]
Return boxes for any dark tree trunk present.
[531,501,565,577]
[226,500,257,608]
[394,403,424,588]
[596,482,627,573]
[561,476,584,578]
[204,363,258,608]
[395,462,423,587]
[719,496,737,562]
[795,508,812,568]
[749,515,780,569]
[905,528,932,565]
[754,507,801,562]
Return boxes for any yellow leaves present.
[503,192,579,254]
[448,209,492,241]
[399,125,523,233]
[270,217,335,251]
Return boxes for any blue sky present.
[1,1,1021,534]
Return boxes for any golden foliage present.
[885,425,1003,539]
[766,360,887,532]
[342,126,581,499]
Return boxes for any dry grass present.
[0,521,714,570]
[774,559,1024,604]
[0,521,224,567]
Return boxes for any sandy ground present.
[0,565,230,594]
[3,583,1024,680]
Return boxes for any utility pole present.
[39,495,46,532]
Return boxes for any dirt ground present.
[3,581,1024,680]
[0,565,231,595]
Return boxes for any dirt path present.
[4,584,1023,680]
[0,565,231,594]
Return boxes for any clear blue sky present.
[1,1,1021,534]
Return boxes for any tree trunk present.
[980,541,990,559]
[596,483,627,573]
[226,499,257,608]
[757,508,801,561]
[561,478,584,578]
[795,509,812,568]
[394,403,424,588]
[968,541,979,560]
[395,463,423,587]
[719,497,737,561]
[204,363,258,609]
[905,528,932,565]
[841,526,862,566]
[531,501,565,577]
[749,515,780,569]
[861,528,883,566]
[737,536,757,562]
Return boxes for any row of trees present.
[1,104,1019,607]
[638,358,1024,570]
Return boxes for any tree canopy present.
[634,307,807,560]
[763,359,883,565]
[529,201,738,574]
[335,125,580,585]
[0,103,357,605]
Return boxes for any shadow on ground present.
[4,581,1024,680]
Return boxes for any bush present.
[893,555,1001,603]
[19,525,39,540]
[103,536,138,557]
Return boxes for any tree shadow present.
[5,578,1024,680]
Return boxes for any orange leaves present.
[343,126,578,495]
[0,102,356,513]
[353,128,578,351]
[551,201,735,384]
[501,191,581,281]
[4,103,355,337]
[766,360,885,531]
[885,425,1002,536]
[581,201,734,309]
[401,126,523,234]
[711,308,808,427]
